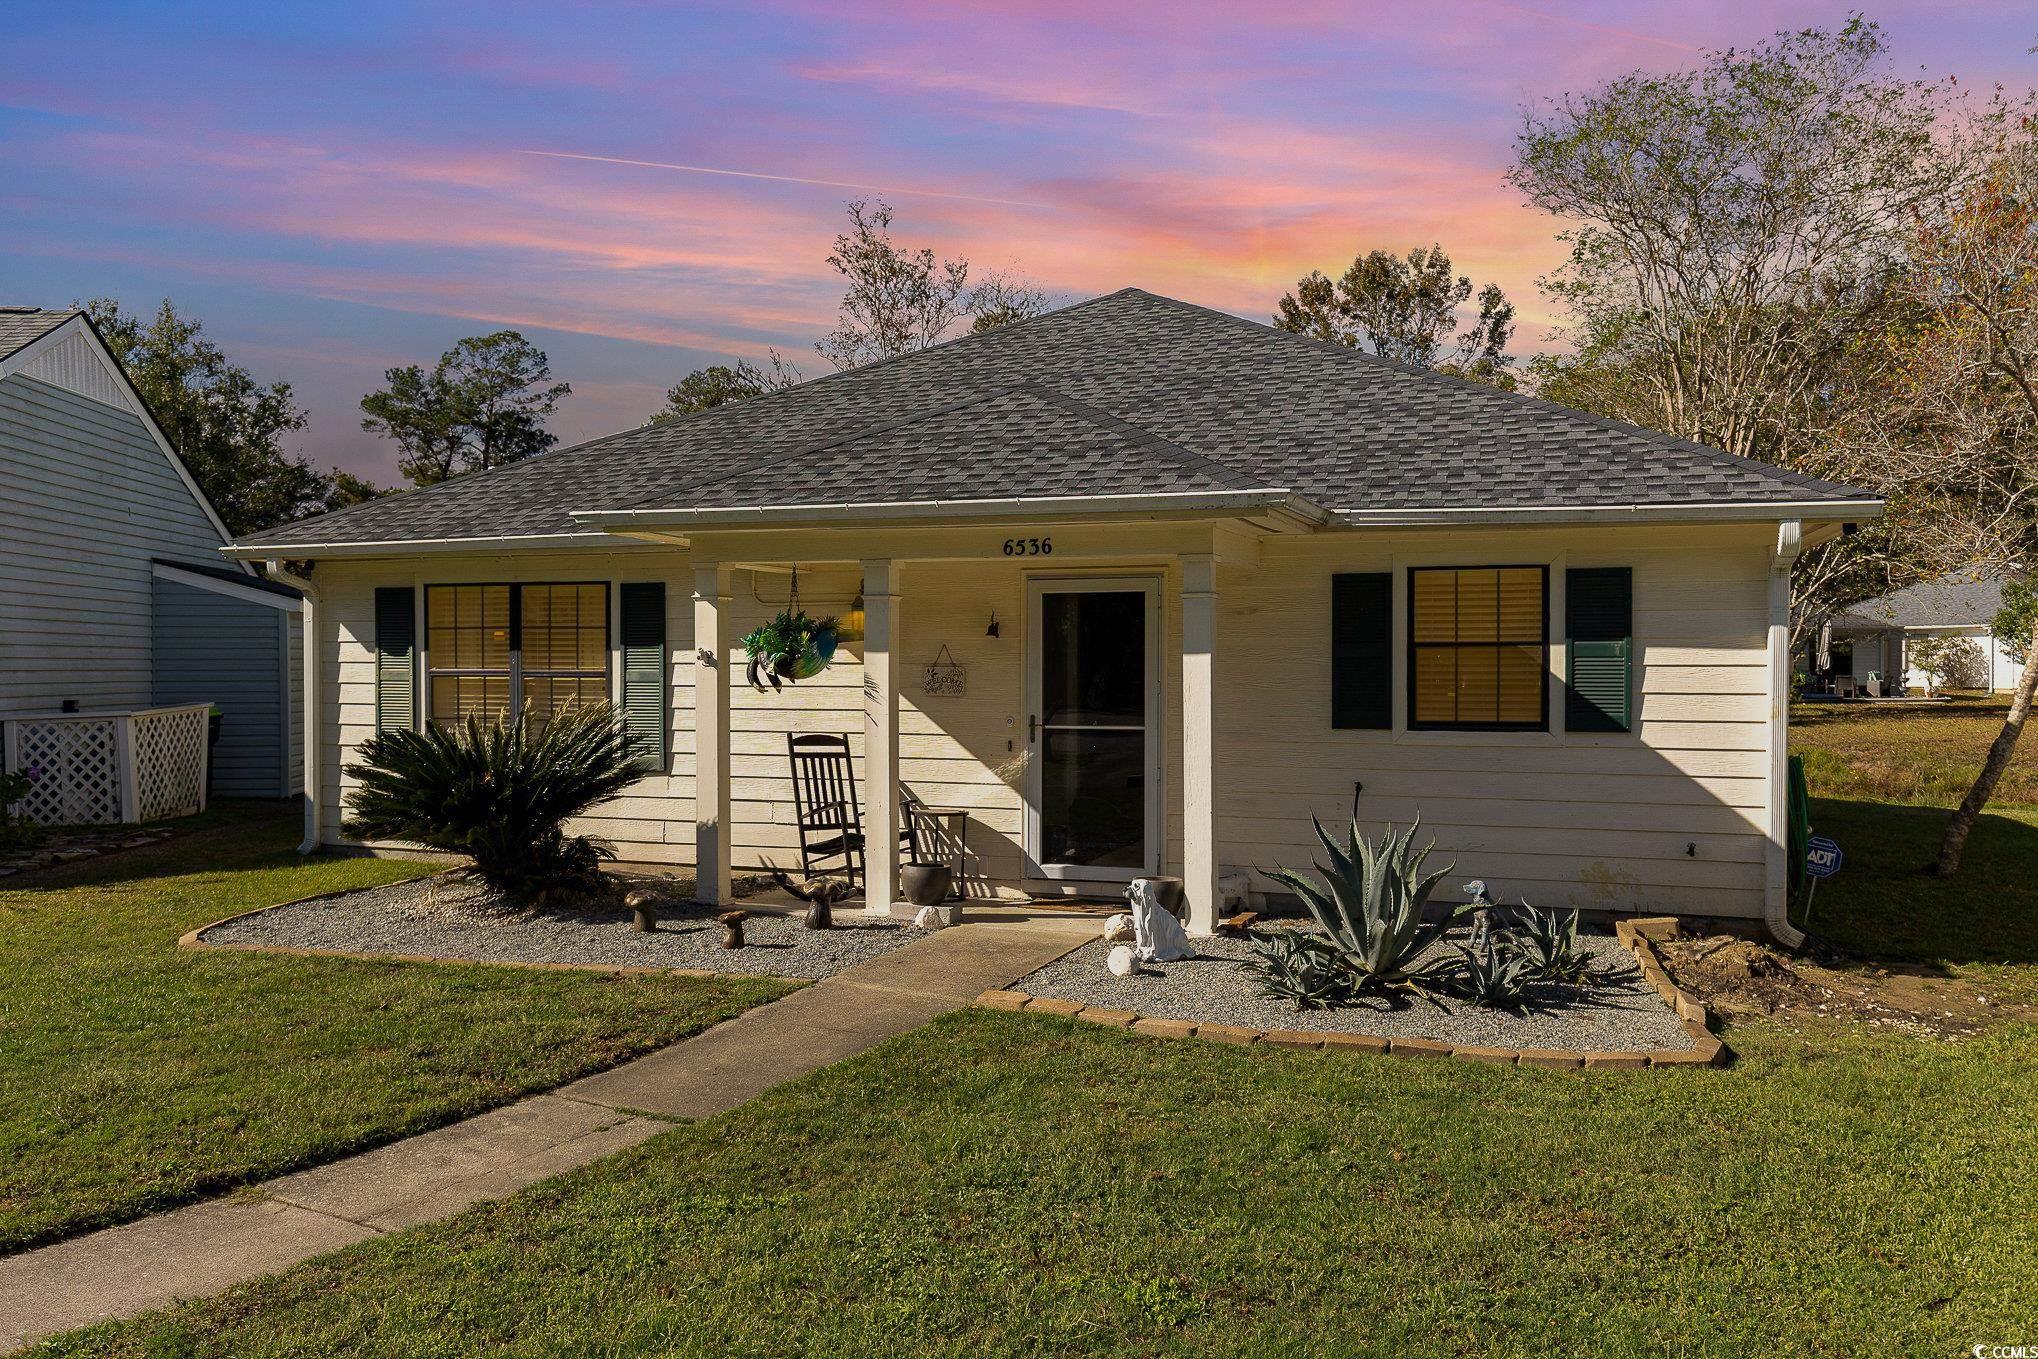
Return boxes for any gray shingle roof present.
[0,307,78,361]
[236,288,1874,551]
[1837,571,2010,629]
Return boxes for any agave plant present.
[1512,904,1596,986]
[1245,931,1353,1010]
[1447,937,1534,1010]
[343,702,640,903]
[1263,817,1468,998]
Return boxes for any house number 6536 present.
[1002,536,1052,556]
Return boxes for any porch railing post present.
[861,558,901,916]
[1181,553,1219,936]
[693,560,733,907]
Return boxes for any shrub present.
[0,767,42,851]
[1256,817,1468,1001]
[342,703,639,903]
[1244,931,1353,1010]
[1444,937,1534,1010]
[1511,904,1596,986]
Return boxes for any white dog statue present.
[1127,879,1195,963]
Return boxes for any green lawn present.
[30,795,2038,1356]
[0,803,790,1255]
[1792,692,2036,807]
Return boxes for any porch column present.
[861,558,902,916]
[693,561,733,907]
[1181,554,1219,936]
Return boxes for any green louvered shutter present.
[1566,567,1632,733]
[374,586,417,732]
[619,582,667,770]
[1331,572,1393,729]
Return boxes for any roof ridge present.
[1020,383,1265,491]
[639,384,1036,507]
[1120,289,1872,504]
[246,290,1151,546]
[567,286,1142,454]
[629,375,1260,512]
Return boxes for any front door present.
[1024,578,1160,882]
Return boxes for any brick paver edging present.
[973,916,1727,1071]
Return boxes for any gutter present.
[1330,499,1884,527]
[222,531,626,561]
[267,559,321,855]
[1765,521,1807,949]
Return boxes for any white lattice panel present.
[133,706,208,822]
[13,719,120,825]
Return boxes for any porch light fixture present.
[985,611,1001,638]
[842,586,865,642]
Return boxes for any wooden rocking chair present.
[786,733,918,889]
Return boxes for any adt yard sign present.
[1806,835,1844,879]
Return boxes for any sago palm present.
[343,702,640,903]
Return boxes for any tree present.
[648,351,802,422]
[84,298,329,536]
[1273,245,1516,385]
[360,332,569,485]
[1508,20,1958,640]
[1907,634,1983,695]
[816,200,1049,369]
[1856,125,2038,873]
[1996,580,2037,663]
[322,469,388,512]
[1511,20,1950,460]
[967,272,1051,335]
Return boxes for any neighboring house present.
[1831,571,2023,695]
[229,289,1878,939]
[0,306,302,798]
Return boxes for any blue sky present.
[4,1,2032,481]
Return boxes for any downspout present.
[1766,522,1806,949]
[267,559,321,855]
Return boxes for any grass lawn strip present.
[0,803,792,1255]
[30,995,2037,1358]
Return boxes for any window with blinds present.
[425,583,609,728]
[1408,566,1548,731]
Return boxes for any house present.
[1829,570,2023,695]
[225,289,1878,941]
[0,306,302,800]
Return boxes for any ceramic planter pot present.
[1132,875,1186,919]
[778,626,839,680]
[899,860,954,907]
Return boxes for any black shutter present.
[1566,568,1632,732]
[1331,572,1393,729]
[374,586,417,733]
[619,582,667,770]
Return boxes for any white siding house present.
[231,289,1879,943]
[0,307,301,799]
[1830,571,2024,694]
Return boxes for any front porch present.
[651,508,1310,936]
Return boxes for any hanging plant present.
[740,608,839,691]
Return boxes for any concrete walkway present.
[0,913,1095,1352]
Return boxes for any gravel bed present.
[201,875,920,979]
[1015,925,1692,1052]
